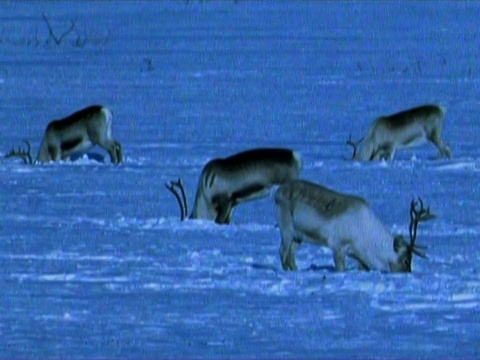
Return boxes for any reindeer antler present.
[5,140,33,164]
[165,178,188,221]
[408,197,435,258]
[346,134,363,159]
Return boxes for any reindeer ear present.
[393,235,408,253]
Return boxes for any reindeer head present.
[5,140,34,164]
[346,134,365,160]
[391,198,435,272]
[165,178,189,221]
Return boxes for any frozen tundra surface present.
[0,1,479,358]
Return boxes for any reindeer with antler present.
[5,105,123,164]
[347,104,452,161]
[166,148,302,224]
[274,179,434,272]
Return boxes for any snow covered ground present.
[0,1,479,358]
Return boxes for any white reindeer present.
[348,104,452,161]
[275,179,433,272]
[6,105,123,164]
[166,148,302,224]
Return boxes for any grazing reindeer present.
[6,105,123,164]
[275,179,434,272]
[347,104,452,161]
[166,148,302,224]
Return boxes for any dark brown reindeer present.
[166,148,302,224]
[348,104,452,161]
[6,105,124,164]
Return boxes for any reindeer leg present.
[429,129,452,159]
[351,254,371,271]
[106,141,119,164]
[287,239,301,271]
[370,147,382,161]
[333,248,347,272]
[213,195,233,224]
[48,145,61,162]
[224,205,236,224]
[114,140,124,163]
[279,235,299,271]
[215,207,233,224]
[441,145,452,159]
[96,138,122,164]
[384,146,395,161]
[276,200,299,271]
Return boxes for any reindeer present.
[274,179,434,272]
[5,105,123,164]
[166,148,302,224]
[347,104,452,161]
